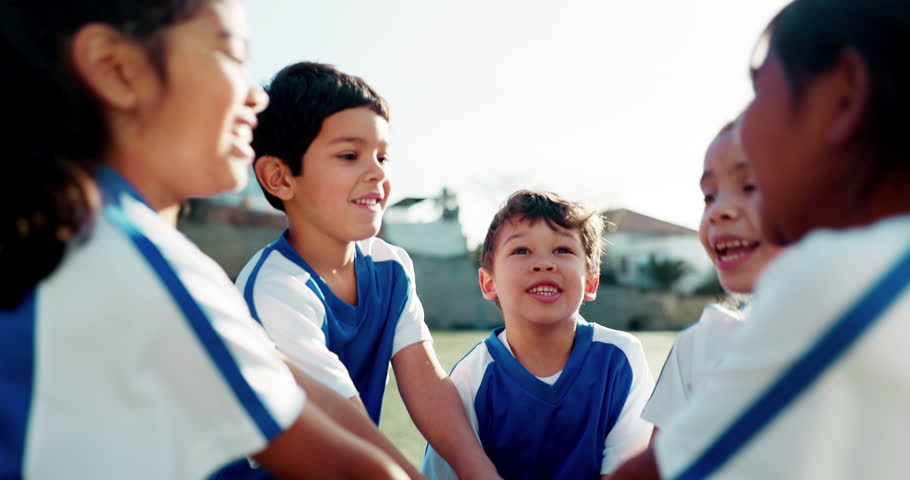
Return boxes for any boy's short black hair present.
[252,61,390,211]
[481,190,606,276]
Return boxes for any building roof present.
[603,208,697,235]
[389,197,428,209]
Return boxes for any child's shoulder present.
[236,239,316,292]
[356,237,415,281]
[679,303,744,344]
[448,335,496,386]
[757,214,910,302]
[357,237,414,269]
[588,320,643,351]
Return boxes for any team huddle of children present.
[2,0,908,478]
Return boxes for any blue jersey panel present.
[474,324,634,480]
[0,290,36,478]
[271,236,411,424]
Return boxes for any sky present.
[236,0,791,246]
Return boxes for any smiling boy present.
[236,62,497,479]
[422,190,654,480]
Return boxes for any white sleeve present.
[252,276,359,399]
[421,351,483,480]
[390,253,432,357]
[601,338,655,474]
[640,342,687,430]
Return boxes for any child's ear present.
[826,49,870,146]
[478,268,498,301]
[70,24,147,110]
[583,274,600,302]
[254,156,295,201]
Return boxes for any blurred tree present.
[692,270,726,297]
[638,254,692,292]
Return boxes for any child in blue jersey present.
[423,190,655,480]
[613,0,910,478]
[641,121,782,437]
[238,61,499,478]
[0,2,410,479]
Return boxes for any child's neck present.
[823,167,910,233]
[287,226,359,306]
[503,315,577,378]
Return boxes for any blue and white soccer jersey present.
[641,304,744,430]
[0,168,305,479]
[237,233,431,424]
[656,214,910,479]
[422,319,654,479]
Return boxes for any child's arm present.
[253,401,411,480]
[393,341,500,480]
[279,352,425,479]
[608,448,661,480]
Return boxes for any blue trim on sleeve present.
[242,243,280,324]
[675,245,910,480]
[0,289,37,478]
[103,204,283,441]
[271,233,331,339]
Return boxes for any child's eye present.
[703,194,715,204]
[378,154,390,164]
[220,50,246,65]
[338,152,358,161]
[555,247,574,254]
[743,184,757,193]
[511,247,530,255]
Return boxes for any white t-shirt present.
[656,214,910,480]
[641,303,744,429]
[0,169,305,479]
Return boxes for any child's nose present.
[366,157,387,183]
[246,85,269,114]
[708,198,740,223]
[531,263,556,272]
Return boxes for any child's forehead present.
[702,138,752,182]
[496,217,582,245]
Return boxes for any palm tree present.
[638,254,692,292]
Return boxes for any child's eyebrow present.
[217,30,248,46]
[216,30,248,56]
[329,136,365,145]
[730,162,751,174]
[502,232,527,244]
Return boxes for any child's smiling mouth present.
[713,237,761,269]
[526,282,562,303]
[351,193,383,211]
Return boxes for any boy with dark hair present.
[237,62,498,478]
[423,190,654,480]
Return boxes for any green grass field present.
[378,329,677,468]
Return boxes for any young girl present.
[0,1,407,478]
[640,122,781,435]
[614,0,910,478]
